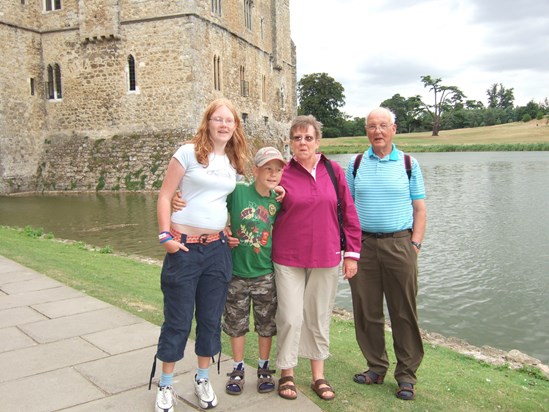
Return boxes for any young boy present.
[223,146,286,395]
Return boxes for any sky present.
[289,0,549,118]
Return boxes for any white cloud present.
[290,0,549,118]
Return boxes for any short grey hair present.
[365,107,396,124]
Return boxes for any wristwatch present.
[411,241,422,250]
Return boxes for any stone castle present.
[0,0,296,194]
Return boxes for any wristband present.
[159,232,173,244]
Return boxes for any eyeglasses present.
[366,123,393,132]
[291,135,316,142]
[209,117,235,126]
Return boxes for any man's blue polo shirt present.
[345,144,426,233]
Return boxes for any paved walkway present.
[0,255,322,412]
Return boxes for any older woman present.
[272,115,361,401]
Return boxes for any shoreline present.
[332,307,549,379]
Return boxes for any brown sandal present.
[257,366,276,393]
[310,378,336,401]
[278,376,297,400]
[225,369,245,395]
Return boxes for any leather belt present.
[362,229,411,238]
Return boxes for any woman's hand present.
[342,257,358,280]
[274,185,286,202]
[171,190,187,212]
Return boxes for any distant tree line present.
[297,73,549,137]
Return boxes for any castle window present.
[128,55,136,91]
[213,55,221,91]
[211,0,221,15]
[44,0,61,11]
[244,0,252,30]
[46,63,62,100]
[30,78,35,96]
[242,113,248,123]
[240,66,249,97]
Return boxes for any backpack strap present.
[353,152,411,179]
[404,154,412,180]
[324,159,339,198]
[352,153,363,178]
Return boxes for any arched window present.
[128,55,136,91]
[244,0,252,30]
[46,63,62,100]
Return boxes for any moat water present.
[1,151,548,364]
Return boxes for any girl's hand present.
[163,239,189,253]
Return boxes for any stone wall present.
[0,0,296,194]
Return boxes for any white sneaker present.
[155,385,176,412]
[194,378,218,409]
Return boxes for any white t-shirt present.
[171,143,236,230]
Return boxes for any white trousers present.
[274,262,339,369]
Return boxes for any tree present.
[297,73,345,130]
[486,83,515,110]
[420,75,465,136]
[380,94,424,133]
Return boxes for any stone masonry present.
[0,0,296,194]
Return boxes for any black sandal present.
[396,382,415,400]
[353,370,385,385]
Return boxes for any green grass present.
[321,119,549,154]
[1,225,548,411]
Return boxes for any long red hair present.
[192,98,249,175]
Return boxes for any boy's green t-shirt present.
[227,181,281,278]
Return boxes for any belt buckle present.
[199,234,208,244]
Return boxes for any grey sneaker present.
[194,378,218,409]
[155,385,176,412]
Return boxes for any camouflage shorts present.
[222,272,277,337]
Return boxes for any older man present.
[346,107,426,401]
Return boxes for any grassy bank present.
[320,119,549,154]
[1,226,548,411]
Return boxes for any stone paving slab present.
[82,321,160,355]
[1,276,64,294]
[0,326,37,352]
[0,285,84,310]
[76,346,166,395]
[0,305,48,328]
[32,294,111,318]
[62,386,157,411]
[19,306,143,343]
[0,336,108,383]
[0,367,105,412]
